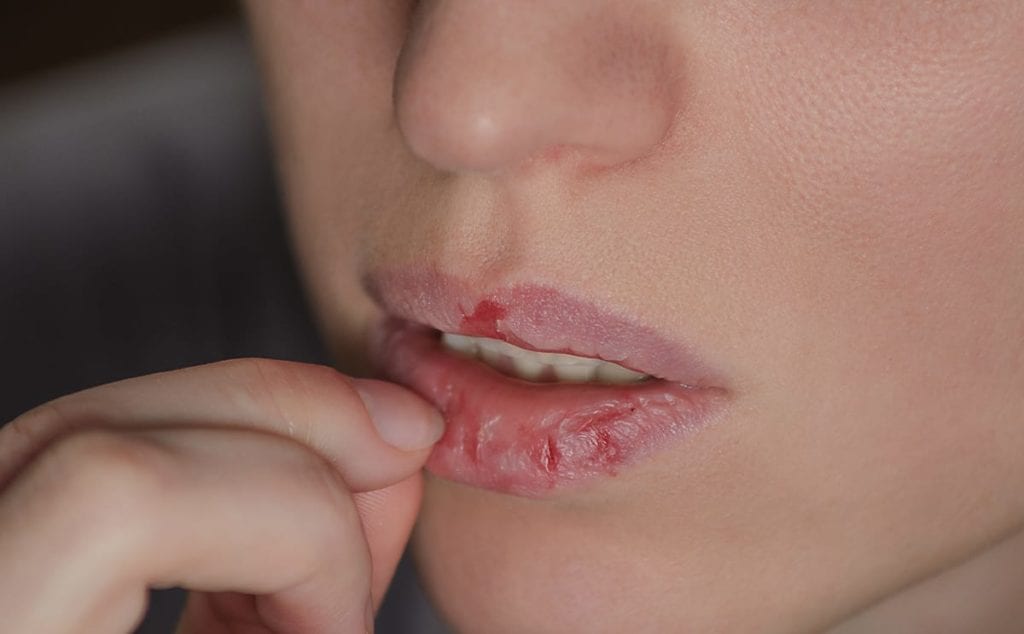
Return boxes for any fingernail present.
[354,379,445,451]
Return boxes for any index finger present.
[1,358,444,493]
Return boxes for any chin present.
[413,476,699,634]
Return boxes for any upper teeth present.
[440,333,649,385]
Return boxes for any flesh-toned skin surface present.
[246,2,1024,632]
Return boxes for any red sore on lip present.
[373,319,724,497]
[459,299,508,339]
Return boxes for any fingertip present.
[352,379,445,452]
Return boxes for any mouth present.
[367,270,728,497]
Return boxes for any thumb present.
[355,473,425,610]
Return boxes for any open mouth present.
[440,332,650,384]
[366,271,728,497]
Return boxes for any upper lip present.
[363,268,724,388]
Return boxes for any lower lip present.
[373,319,726,497]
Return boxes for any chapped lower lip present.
[373,319,727,497]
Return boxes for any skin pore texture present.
[245,2,1024,632]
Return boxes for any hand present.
[0,358,443,633]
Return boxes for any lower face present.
[247,2,1024,632]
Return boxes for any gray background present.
[0,23,449,634]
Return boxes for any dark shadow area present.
[0,1,233,85]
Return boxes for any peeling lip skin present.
[366,269,728,497]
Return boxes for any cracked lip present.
[365,269,729,497]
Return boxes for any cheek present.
[246,1,417,362]
[721,2,1024,392]
[707,0,1024,572]
[740,2,1024,280]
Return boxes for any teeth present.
[477,342,504,368]
[511,355,546,381]
[595,362,647,383]
[552,363,597,383]
[440,332,649,385]
[441,333,478,358]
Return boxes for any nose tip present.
[395,80,543,173]
[393,3,680,174]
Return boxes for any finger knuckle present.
[3,402,64,455]
[228,357,304,420]
[221,357,355,439]
[224,357,316,394]
[36,430,167,527]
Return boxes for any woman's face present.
[246,2,1024,631]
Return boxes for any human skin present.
[0,361,443,632]
[246,2,1024,632]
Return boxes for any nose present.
[393,1,682,173]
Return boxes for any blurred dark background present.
[0,1,234,85]
[0,4,447,633]
[1,3,315,632]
